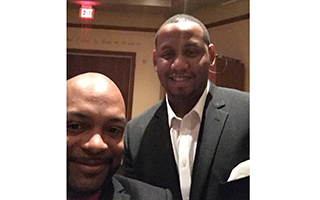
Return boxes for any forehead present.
[67,84,126,119]
[157,22,204,45]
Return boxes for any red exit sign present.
[79,6,94,19]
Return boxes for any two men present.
[67,73,173,200]
[67,13,249,200]
[122,14,249,200]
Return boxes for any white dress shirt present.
[166,81,210,200]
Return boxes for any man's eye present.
[185,49,199,57]
[161,51,174,59]
[67,123,86,134]
[104,127,123,138]
[68,123,81,129]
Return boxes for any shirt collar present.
[167,81,210,127]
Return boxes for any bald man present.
[67,72,173,200]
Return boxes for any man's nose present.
[83,133,108,154]
[171,54,188,71]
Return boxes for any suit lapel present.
[98,178,130,200]
[134,101,182,200]
[190,83,228,200]
[112,178,131,200]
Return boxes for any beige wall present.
[67,0,249,117]
[193,0,250,91]
[67,10,165,118]
[68,7,165,28]
[208,19,250,91]
[67,27,161,118]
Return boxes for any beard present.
[67,153,121,198]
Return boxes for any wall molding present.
[67,23,158,32]
[206,13,249,29]
[67,13,249,32]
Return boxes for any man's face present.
[67,82,126,196]
[153,22,214,103]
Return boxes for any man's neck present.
[167,82,209,118]
[169,99,198,118]
[169,91,205,118]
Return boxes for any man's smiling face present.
[153,22,213,104]
[67,74,126,197]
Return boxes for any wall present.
[192,0,250,91]
[209,19,249,91]
[67,9,165,118]
[67,6,165,29]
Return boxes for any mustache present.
[68,155,113,166]
[168,73,192,78]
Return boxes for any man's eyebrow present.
[67,111,90,120]
[109,117,127,124]
[158,44,173,50]
[67,112,127,124]
[185,42,200,47]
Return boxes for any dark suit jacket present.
[99,174,173,200]
[123,82,249,200]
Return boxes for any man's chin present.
[67,183,100,198]
[67,174,109,198]
[67,161,121,198]
[67,170,116,198]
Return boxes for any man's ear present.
[208,44,216,66]
[153,50,157,71]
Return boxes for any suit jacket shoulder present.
[128,100,164,128]
[209,83,249,108]
[113,175,173,200]
[124,100,166,157]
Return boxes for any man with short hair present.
[123,14,249,200]
[67,72,173,200]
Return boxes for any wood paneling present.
[208,56,245,91]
